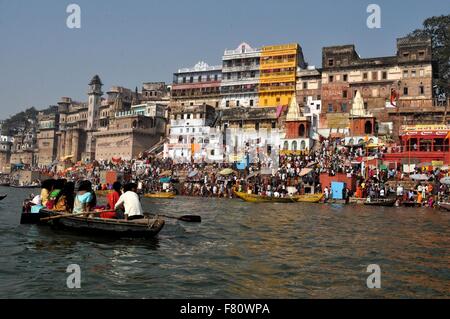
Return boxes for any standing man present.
[114,183,144,220]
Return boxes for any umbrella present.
[219,168,234,175]
[439,176,450,185]
[410,174,429,181]
[299,168,313,177]
[188,170,199,178]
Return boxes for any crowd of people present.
[12,137,450,208]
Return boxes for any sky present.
[0,0,449,118]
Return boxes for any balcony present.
[260,61,297,70]
[222,64,260,73]
[259,85,296,93]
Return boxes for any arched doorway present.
[299,124,305,137]
[300,140,306,150]
[292,141,298,151]
[283,141,289,150]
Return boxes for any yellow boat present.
[233,190,298,203]
[295,193,324,203]
[234,190,323,203]
[143,192,176,199]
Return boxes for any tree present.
[408,15,450,95]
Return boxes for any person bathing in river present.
[114,183,144,221]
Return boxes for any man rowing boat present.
[114,183,144,221]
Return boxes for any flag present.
[445,131,450,140]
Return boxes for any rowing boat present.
[143,192,176,199]
[296,193,324,203]
[38,210,165,239]
[438,202,450,211]
[363,198,396,207]
[0,194,7,201]
[233,190,298,203]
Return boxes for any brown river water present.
[0,186,448,298]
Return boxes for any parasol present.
[439,176,450,185]
[219,168,234,175]
[410,174,429,181]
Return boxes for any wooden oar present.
[40,212,87,221]
[144,212,201,223]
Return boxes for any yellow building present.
[259,43,304,107]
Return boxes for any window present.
[382,71,387,80]
[419,86,425,95]
[343,74,348,81]
[198,75,202,82]
[342,90,348,98]
[182,77,186,83]
[189,76,193,83]
[271,121,276,129]
[403,52,410,58]
[236,100,240,107]
[419,69,424,77]
[372,72,378,80]
[276,97,281,103]
[341,103,347,112]
[328,59,334,66]
[303,97,307,103]
[214,75,218,81]
[328,104,333,112]
[329,75,334,83]
[255,122,260,131]
[411,70,416,77]
[418,51,425,57]
[250,99,254,107]
[226,100,230,107]
[363,73,368,80]
[403,87,409,95]
[303,82,308,89]
[403,70,408,78]
[227,73,231,80]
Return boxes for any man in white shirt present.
[114,183,144,220]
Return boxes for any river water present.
[0,186,448,298]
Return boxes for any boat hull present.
[296,193,324,203]
[42,210,165,239]
[20,210,52,224]
[363,198,396,207]
[143,192,176,199]
[234,190,297,203]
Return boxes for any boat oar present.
[40,212,87,221]
[145,213,201,223]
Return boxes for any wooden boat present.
[438,202,450,211]
[38,210,165,239]
[363,198,396,207]
[143,192,176,199]
[233,190,298,203]
[0,183,10,187]
[0,194,7,201]
[296,193,324,203]
[349,197,366,204]
[20,203,52,224]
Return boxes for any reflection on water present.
[0,186,448,298]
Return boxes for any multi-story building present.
[170,61,222,110]
[0,135,13,173]
[220,107,283,166]
[259,43,306,107]
[36,108,59,167]
[141,82,170,105]
[320,35,433,138]
[220,42,261,108]
[164,104,223,163]
[296,66,322,139]
[94,103,167,161]
[10,128,37,167]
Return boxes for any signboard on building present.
[326,113,350,129]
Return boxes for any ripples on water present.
[0,186,448,298]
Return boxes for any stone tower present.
[84,75,103,162]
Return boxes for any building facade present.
[220,42,261,108]
[259,43,306,107]
[170,61,222,110]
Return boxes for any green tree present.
[408,15,450,95]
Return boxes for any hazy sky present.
[0,0,448,118]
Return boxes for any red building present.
[384,125,450,165]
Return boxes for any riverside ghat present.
[7,125,450,241]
